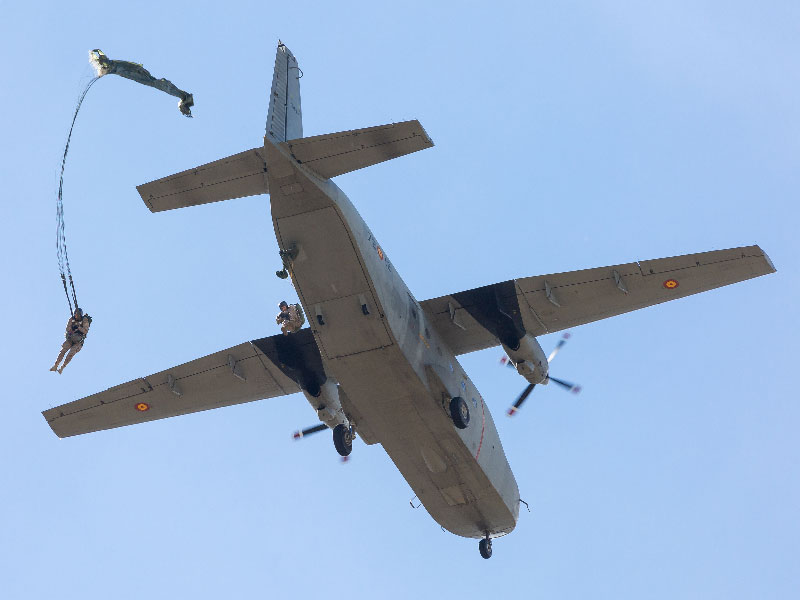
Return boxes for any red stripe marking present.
[475,399,486,460]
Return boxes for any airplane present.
[43,41,776,559]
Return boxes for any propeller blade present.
[292,423,328,440]
[547,376,582,394]
[547,332,571,363]
[499,356,516,370]
[507,383,536,416]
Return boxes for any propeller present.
[292,423,351,464]
[504,333,581,417]
[547,376,582,394]
[292,423,327,440]
[547,332,571,362]
[507,383,535,416]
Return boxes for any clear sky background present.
[1,1,797,598]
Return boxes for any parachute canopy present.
[89,49,194,117]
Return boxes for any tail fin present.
[265,41,303,143]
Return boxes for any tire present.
[333,424,353,457]
[449,397,470,429]
[479,538,492,559]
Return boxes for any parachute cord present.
[56,75,100,313]
[68,273,78,311]
[60,274,74,314]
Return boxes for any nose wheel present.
[478,536,492,559]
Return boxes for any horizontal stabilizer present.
[283,120,433,179]
[136,147,268,212]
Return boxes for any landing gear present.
[449,396,470,429]
[333,424,353,457]
[478,536,492,559]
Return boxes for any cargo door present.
[276,207,392,358]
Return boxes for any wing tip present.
[135,183,158,212]
[756,245,777,274]
[410,119,434,148]
[41,411,68,439]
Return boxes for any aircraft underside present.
[266,138,520,540]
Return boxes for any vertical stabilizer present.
[266,41,303,143]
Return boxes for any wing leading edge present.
[43,329,325,438]
[421,245,776,355]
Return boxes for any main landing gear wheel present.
[449,396,470,429]
[479,536,492,559]
[333,424,353,457]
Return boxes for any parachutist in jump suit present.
[276,301,302,335]
[50,308,92,374]
[89,49,194,117]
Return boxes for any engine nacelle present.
[302,379,349,429]
[502,333,549,385]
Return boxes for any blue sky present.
[1,1,797,598]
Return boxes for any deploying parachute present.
[53,50,194,371]
[89,50,194,117]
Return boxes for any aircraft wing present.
[43,329,326,438]
[420,245,776,355]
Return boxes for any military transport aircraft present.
[43,42,776,559]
